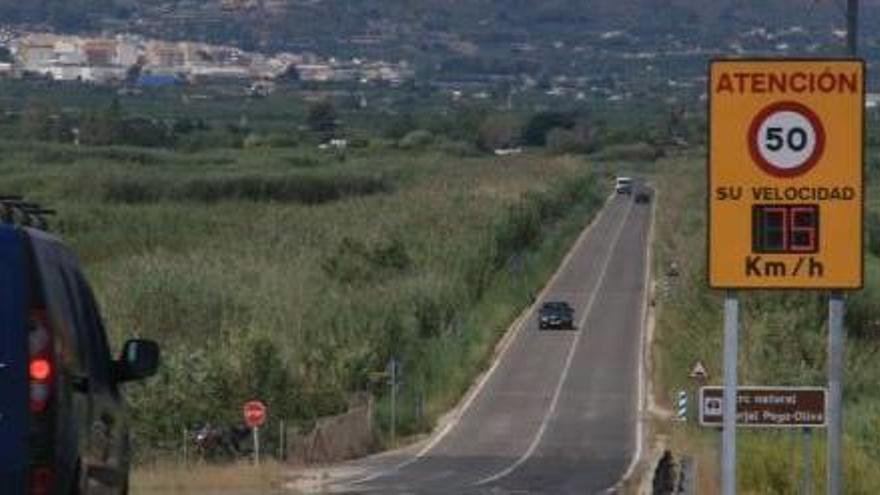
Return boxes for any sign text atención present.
[708,59,864,289]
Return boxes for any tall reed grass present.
[0,142,606,457]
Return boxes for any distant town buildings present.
[2,31,413,86]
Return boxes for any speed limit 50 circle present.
[747,101,825,178]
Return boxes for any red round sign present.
[243,400,267,428]
[747,101,825,178]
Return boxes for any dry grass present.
[668,426,720,493]
[132,460,286,495]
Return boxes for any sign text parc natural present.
[699,386,827,428]
[708,59,864,289]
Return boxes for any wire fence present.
[177,394,375,467]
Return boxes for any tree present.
[426,106,485,144]
[20,103,53,141]
[79,99,123,146]
[383,112,417,141]
[545,128,579,155]
[306,99,338,140]
[278,64,300,82]
[120,118,174,148]
[477,113,522,150]
[545,120,597,155]
[125,63,143,85]
[20,102,74,143]
[522,111,576,146]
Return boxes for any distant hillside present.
[0,0,875,59]
[1,1,873,37]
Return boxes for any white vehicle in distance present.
[615,176,633,194]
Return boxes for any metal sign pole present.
[722,290,739,495]
[802,427,813,495]
[182,426,188,467]
[827,292,844,495]
[279,420,286,461]
[390,357,397,447]
[254,426,261,466]
[827,3,857,493]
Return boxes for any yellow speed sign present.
[709,59,864,289]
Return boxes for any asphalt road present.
[330,193,652,495]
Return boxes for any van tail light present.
[29,466,54,495]
[28,310,53,414]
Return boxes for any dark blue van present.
[0,202,159,495]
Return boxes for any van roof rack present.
[0,197,55,231]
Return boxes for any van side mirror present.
[116,339,160,383]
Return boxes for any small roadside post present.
[676,390,688,422]
[243,399,268,465]
[279,419,286,461]
[388,357,401,447]
[688,360,710,423]
[182,426,189,467]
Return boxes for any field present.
[652,149,880,493]
[0,137,622,458]
[131,461,285,495]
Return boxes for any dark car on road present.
[538,301,575,330]
[0,198,160,495]
[635,188,652,203]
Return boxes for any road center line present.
[605,191,653,493]
[475,198,635,486]
[345,194,617,488]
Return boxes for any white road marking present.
[604,187,655,493]
[475,198,635,486]
[345,194,617,488]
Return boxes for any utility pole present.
[847,0,858,57]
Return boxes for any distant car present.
[538,301,575,330]
[635,189,651,203]
[615,177,633,195]
[0,197,160,495]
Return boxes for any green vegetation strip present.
[0,142,607,459]
[654,151,880,492]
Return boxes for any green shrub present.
[283,155,321,168]
[102,176,164,203]
[128,331,300,459]
[522,111,576,146]
[398,130,434,149]
[436,140,481,157]
[98,174,393,204]
[177,129,244,152]
[868,211,880,258]
[90,147,168,165]
[322,236,411,285]
[592,142,662,161]
[545,127,594,155]
[243,132,300,149]
[32,147,78,165]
